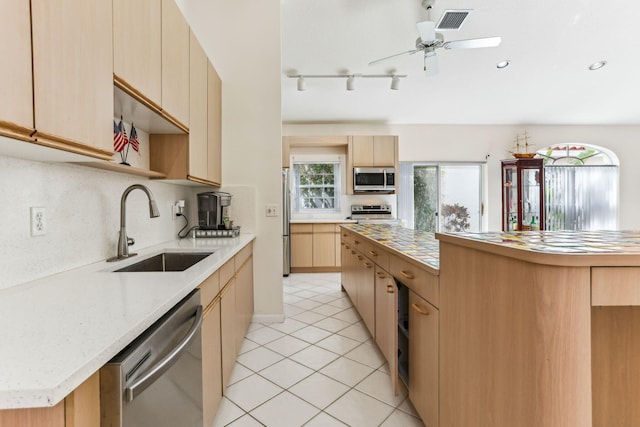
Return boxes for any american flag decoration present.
[129,124,140,154]
[114,116,131,165]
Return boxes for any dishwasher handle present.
[124,305,203,402]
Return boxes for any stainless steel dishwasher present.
[100,289,203,427]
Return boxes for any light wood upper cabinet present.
[188,31,208,180]
[207,62,222,185]
[113,0,162,107]
[161,0,189,127]
[351,135,397,167]
[0,0,33,141]
[31,0,114,160]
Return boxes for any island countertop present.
[341,223,440,271]
[436,230,640,267]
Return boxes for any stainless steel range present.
[350,204,402,225]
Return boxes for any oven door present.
[354,168,387,192]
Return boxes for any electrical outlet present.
[265,204,278,217]
[30,207,46,236]
[172,203,180,220]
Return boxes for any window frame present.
[292,160,341,213]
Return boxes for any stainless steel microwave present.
[353,167,395,193]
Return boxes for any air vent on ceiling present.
[436,10,471,30]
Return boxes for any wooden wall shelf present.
[73,161,167,178]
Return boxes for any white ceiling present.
[281,0,640,125]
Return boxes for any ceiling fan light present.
[390,76,401,90]
[297,76,306,91]
[346,76,355,91]
[497,60,510,69]
[589,61,607,71]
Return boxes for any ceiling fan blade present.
[424,52,439,76]
[443,36,502,50]
[368,48,422,66]
[416,20,436,43]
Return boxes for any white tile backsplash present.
[0,154,194,289]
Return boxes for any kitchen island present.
[438,230,640,427]
[343,225,640,427]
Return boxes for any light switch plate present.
[265,204,279,217]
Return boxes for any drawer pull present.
[376,271,386,278]
[412,303,429,316]
[345,245,351,249]
[364,262,373,269]
[387,285,395,294]
[351,250,356,255]
[341,242,345,246]
[357,255,364,260]
[368,251,378,257]
[400,270,415,280]
[354,240,360,245]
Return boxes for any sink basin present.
[114,252,214,272]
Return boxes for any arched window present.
[536,143,618,230]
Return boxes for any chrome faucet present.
[107,184,160,262]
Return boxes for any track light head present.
[346,76,355,91]
[297,76,306,91]
[390,76,400,90]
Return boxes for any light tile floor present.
[212,272,425,427]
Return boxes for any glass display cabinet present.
[502,158,545,231]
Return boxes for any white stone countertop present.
[0,234,255,409]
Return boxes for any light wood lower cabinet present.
[409,291,439,427]
[0,372,100,427]
[375,267,398,395]
[291,223,343,272]
[355,252,375,337]
[202,298,222,427]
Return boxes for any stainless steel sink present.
[114,252,214,272]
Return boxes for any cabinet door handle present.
[400,270,415,280]
[354,240,360,245]
[412,303,429,316]
[357,255,363,260]
[341,242,345,246]
[345,245,350,249]
[387,285,395,294]
[368,251,378,257]
[376,271,386,278]
[364,262,372,269]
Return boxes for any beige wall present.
[178,0,283,319]
[284,123,640,230]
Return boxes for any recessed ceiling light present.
[496,60,510,69]
[589,61,607,71]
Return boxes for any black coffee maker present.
[197,192,232,229]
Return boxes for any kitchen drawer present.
[291,223,313,233]
[592,267,640,306]
[198,270,220,308]
[340,227,354,245]
[390,255,439,307]
[220,258,235,287]
[361,241,390,272]
[235,242,253,269]
[313,223,336,233]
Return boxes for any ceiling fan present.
[369,13,502,76]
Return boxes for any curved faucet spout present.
[107,184,160,262]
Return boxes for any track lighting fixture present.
[288,74,407,91]
[390,75,401,90]
[296,76,306,91]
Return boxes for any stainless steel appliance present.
[197,191,232,229]
[353,167,395,193]
[350,204,402,225]
[100,289,203,427]
[282,168,291,276]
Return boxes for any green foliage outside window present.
[414,167,437,232]
[294,163,339,210]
